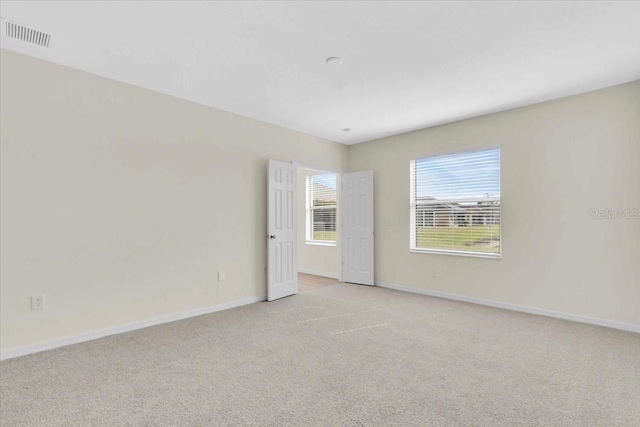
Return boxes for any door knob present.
[269,235,277,239]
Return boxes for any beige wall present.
[297,168,339,278]
[0,49,348,351]
[349,81,640,328]
[2,48,638,354]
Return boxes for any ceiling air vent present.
[3,19,50,47]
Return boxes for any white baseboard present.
[375,281,640,334]
[298,269,340,280]
[0,295,266,361]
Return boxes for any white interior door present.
[267,159,298,301]
[341,171,374,286]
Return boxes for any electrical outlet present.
[31,295,45,311]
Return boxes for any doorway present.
[296,167,340,292]
[266,160,374,300]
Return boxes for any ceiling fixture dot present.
[325,56,342,65]
[341,128,351,132]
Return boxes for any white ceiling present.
[1,1,639,145]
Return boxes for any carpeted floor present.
[1,283,639,426]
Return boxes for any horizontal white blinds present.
[308,173,337,242]
[410,148,501,256]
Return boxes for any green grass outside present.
[416,225,500,254]
[312,231,337,242]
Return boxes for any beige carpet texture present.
[1,283,639,426]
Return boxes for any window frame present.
[306,174,337,246]
[409,147,502,259]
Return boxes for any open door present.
[267,159,298,301]
[341,171,374,286]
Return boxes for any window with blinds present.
[306,173,337,244]
[410,148,501,257]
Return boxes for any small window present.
[306,173,337,244]
[410,148,501,257]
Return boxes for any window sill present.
[306,241,337,247]
[410,248,502,259]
